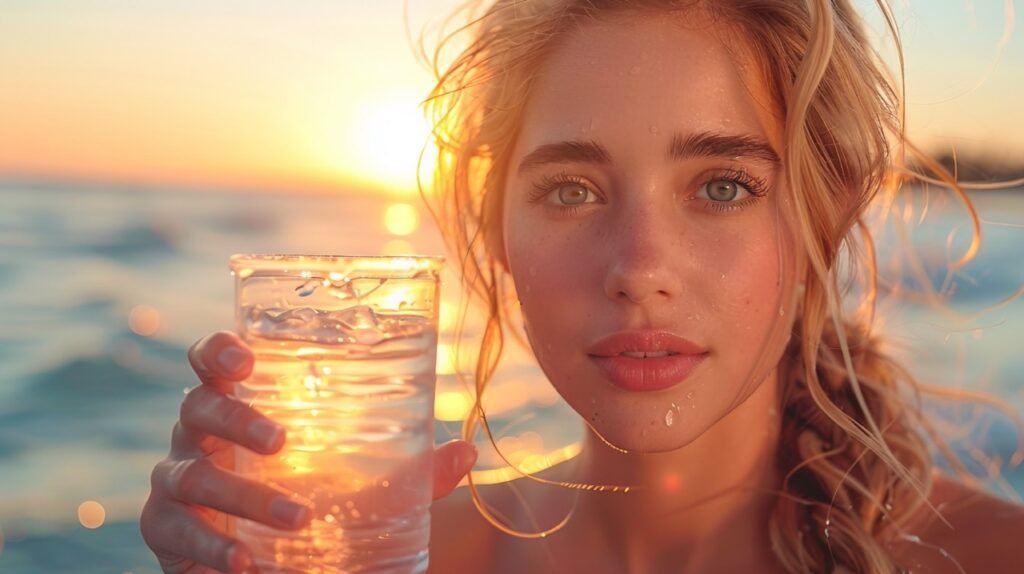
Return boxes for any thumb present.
[432,440,478,500]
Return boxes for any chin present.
[581,410,708,454]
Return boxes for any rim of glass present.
[229,253,446,274]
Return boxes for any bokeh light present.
[662,473,683,492]
[435,390,473,422]
[436,342,458,375]
[384,203,419,236]
[77,500,106,529]
[128,305,161,337]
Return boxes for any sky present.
[0,0,1021,196]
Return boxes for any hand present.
[139,330,479,573]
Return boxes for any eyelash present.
[527,168,770,215]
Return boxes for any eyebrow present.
[515,130,781,175]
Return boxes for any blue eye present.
[703,179,748,202]
[695,169,770,214]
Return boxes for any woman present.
[140,1,1024,572]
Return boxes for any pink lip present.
[587,330,709,392]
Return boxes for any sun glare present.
[384,203,420,236]
[332,96,435,195]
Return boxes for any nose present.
[602,205,683,305]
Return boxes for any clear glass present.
[228,254,444,574]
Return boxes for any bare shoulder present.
[893,473,1024,573]
[427,483,499,574]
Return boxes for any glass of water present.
[228,254,444,574]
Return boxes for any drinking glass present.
[228,254,444,573]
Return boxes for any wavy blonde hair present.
[414,0,1024,572]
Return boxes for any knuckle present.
[138,498,164,550]
[166,457,216,502]
[151,458,174,494]
[179,386,216,423]
[220,396,254,434]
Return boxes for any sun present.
[327,94,436,195]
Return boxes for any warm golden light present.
[469,442,584,485]
[380,239,416,257]
[384,203,420,236]
[435,390,473,421]
[78,500,106,529]
[436,343,457,375]
[128,305,161,337]
[341,97,434,194]
[439,301,459,333]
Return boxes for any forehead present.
[514,13,781,159]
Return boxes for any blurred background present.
[1,1,1022,572]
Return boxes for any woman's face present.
[502,13,804,453]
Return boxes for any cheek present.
[694,222,787,338]
[504,218,598,362]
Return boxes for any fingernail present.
[249,419,283,450]
[218,346,246,373]
[271,498,309,528]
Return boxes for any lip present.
[587,330,709,392]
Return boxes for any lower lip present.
[589,353,708,392]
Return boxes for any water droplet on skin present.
[778,305,785,316]
[720,273,726,280]
[902,534,921,544]
[685,391,694,400]
[664,409,675,427]
[629,65,641,75]
[768,407,778,417]
[640,429,648,438]
[824,527,831,538]
[884,503,893,511]
[686,314,694,320]
[670,402,680,412]
[381,480,390,488]
[649,125,659,134]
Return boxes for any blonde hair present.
[415,0,1024,572]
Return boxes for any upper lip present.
[586,329,709,358]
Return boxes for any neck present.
[555,373,785,573]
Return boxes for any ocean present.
[0,181,1021,573]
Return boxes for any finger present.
[432,440,478,500]
[175,385,285,457]
[142,497,256,574]
[187,330,254,393]
[155,457,314,531]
